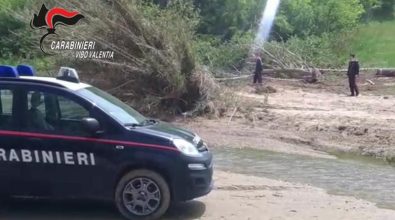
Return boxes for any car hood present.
[135,121,196,143]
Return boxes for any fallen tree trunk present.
[216,67,395,82]
[262,69,311,75]
[376,69,395,77]
[216,68,311,82]
[319,68,395,73]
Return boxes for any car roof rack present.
[57,67,80,83]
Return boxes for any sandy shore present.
[180,117,336,159]
[191,171,395,220]
[2,170,392,220]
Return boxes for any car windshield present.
[78,87,146,125]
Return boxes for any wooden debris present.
[376,69,395,77]
[228,107,238,124]
[366,79,375,85]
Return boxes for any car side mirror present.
[82,117,103,136]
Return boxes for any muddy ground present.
[182,72,395,161]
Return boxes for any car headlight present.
[173,139,201,157]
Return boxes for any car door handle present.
[115,145,124,150]
[27,137,43,144]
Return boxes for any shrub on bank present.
[10,0,220,117]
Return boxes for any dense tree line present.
[0,0,394,68]
[274,0,364,39]
[150,0,394,38]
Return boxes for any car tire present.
[115,169,171,220]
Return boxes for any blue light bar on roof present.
[17,65,36,76]
[0,65,19,77]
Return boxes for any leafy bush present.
[274,0,364,39]
[64,0,217,116]
[194,32,253,73]
[0,0,54,74]
[284,33,351,68]
[0,0,40,60]
[371,0,395,20]
[6,0,219,117]
[261,31,354,69]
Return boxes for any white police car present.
[0,65,213,220]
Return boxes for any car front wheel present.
[115,169,171,220]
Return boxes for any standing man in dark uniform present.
[254,54,263,84]
[347,54,360,96]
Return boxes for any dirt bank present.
[181,73,395,161]
[194,171,395,220]
[2,170,394,220]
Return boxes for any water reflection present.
[213,147,395,209]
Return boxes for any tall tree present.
[194,0,265,40]
[0,0,31,58]
[372,0,395,20]
[314,0,364,33]
[274,0,364,39]
[360,0,380,21]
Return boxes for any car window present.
[0,89,14,129]
[0,90,12,115]
[26,90,90,136]
[27,91,46,115]
[77,87,146,125]
[58,96,89,120]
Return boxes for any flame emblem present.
[31,4,85,54]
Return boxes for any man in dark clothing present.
[254,54,263,84]
[347,54,360,96]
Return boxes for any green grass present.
[351,21,395,67]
